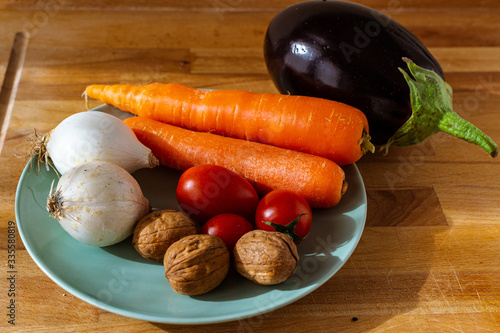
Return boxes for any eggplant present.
[264,0,498,157]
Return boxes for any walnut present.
[164,234,230,295]
[133,209,197,262]
[233,229,299,285]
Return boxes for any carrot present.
[124,116,347,208]
[85,83,374,166]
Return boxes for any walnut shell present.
[233,229,299,285]
[133,209,197,262]
[164,234,230,295]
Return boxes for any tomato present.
[255,189,312,244]
[200,213,253,250]
[176,165,259,224]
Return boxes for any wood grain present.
[1,0,499,11]
[366,187,447,227]
[1,1,499,332]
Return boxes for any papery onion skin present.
[47,161,151,247]
[44,111,159,175]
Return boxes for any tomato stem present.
[262,213,307,243]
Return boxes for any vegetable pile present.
[29,0,498,297]
[33,109,327,294]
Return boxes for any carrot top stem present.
[381,58,498,158]
[360,131,375,155]
[341,180,348,196]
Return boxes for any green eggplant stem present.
[381,58,498,158]
[438,112,498,158]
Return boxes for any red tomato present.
[201,213,253,250]
[176,165,259,223]
[255,189,312,244]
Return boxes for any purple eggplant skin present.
[264,0,444,145]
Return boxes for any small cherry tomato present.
[255,189,312,244]
[176,165,259,223]
[200,213,253,250]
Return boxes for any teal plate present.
[15,154,366,324]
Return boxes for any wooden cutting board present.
[1,1,499,332]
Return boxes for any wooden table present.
[1,1,499,332]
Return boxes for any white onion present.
[47,161,151,247]
[38,111,158,175]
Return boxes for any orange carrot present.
[124,116,346,208]
[86,83,374,166]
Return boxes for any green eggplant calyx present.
[381,57,498,158]
[262,213,307,243]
